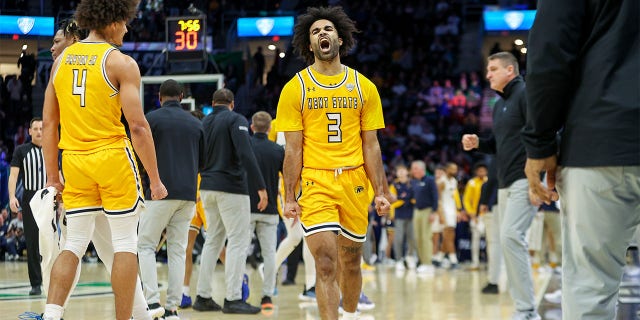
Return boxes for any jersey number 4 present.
[72,69,87,107]
[327,113,342,143]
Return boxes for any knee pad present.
[108,214,140,254]
[64,215,97,259]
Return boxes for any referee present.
[8,117,46,295]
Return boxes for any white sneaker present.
[369,253,378,265]
[147,303,165,319]
[395,261,406,272]
[357,292,375,311]
[544,289,562,304]
[416,264,435,274]
[405,256,417,270]
[512,311,541,320]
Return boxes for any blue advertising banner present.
[0,15,54,36]
[237,16,294,37]
[483,10,536,31]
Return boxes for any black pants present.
[22,190,42,287]
[286,241,303,282]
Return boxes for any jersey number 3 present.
[72,69,87,107]
[327,113,342,143]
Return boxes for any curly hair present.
[292,6,359,65]
[75,0,138,31]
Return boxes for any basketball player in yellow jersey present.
[276,6,391,320]
[41,1,167,319]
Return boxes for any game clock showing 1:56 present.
[166,16,206,61]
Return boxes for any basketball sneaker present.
[179,294,192,308]
[147,303,165,319]
[298,286,317,302]
[242,274,250,301]
[357,292,375,311]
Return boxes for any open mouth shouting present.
[319,37,331,53]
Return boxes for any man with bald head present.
[193,88,268,314]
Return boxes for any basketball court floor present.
[0,260,561,320]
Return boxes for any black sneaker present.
[222,299,261,314]
[193,295,222,311]
[29,286,41,296]
[481,283,499,294]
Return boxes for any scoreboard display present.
[165,16,206,61]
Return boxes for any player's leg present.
[337,235,363,313]
[182,226,200,307]
[337,167,372,315]
[302,238,317,291]
[44,152,102,320]
[275,217,304,267]
[298,168,341,318]
[306,231,340,319]
[44,214,96,319]
[93,215,152,320]
[99,145,146,320]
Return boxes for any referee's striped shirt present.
[11,142,47,191]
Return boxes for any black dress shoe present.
[222,299,261,314]
[481,283,499,294]
[29,286,42,295]
[281,279,295,286]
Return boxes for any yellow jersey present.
[52,42,128,153]
[463,176,487,215]
[276,65,384,168]
[268,119,278,142]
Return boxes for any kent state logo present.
[354,186,365,194]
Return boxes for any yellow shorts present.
[62,143,143,217]
[298,166,371,242]
[189,195,206,232]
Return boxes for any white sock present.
[183,285,190,296]
[342,311,359,319]
[43,304,64,320]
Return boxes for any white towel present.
[30,186,66,297]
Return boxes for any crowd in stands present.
[0,0,504,261]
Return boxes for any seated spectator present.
[2,210,24,260]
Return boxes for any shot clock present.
[165,16,207,61]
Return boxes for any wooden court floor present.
[0,260,554,320]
